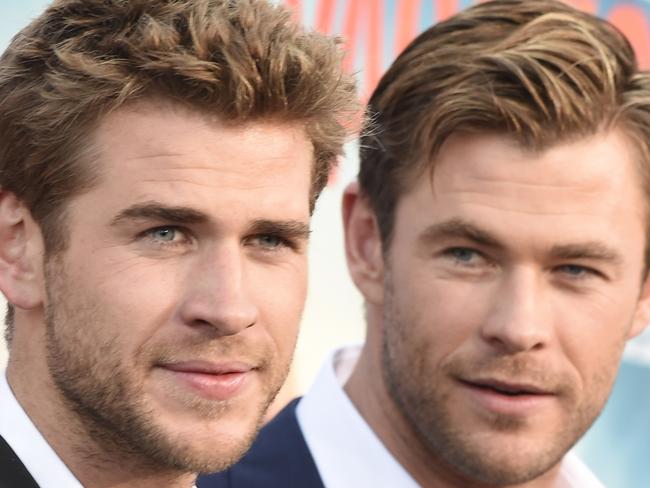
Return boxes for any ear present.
[342,182,384,305]
[629,272,650,339]
[0,191,45,312]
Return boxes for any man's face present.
[43,102,312,473]
[380,131,650,485]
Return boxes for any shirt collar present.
[296,346,603,488]
[559,452,604,488]
[0,369,84,488]
[296,346,420,488]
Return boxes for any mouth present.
[162,360,254,375]
[157,360,256,401]
[461,379,550,396]
[458,377,555,416]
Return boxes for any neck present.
[344,343,561,488]
[6,324,195,488]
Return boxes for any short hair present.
[359,0,650,252]
[0,0,358,343]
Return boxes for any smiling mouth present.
[157,360,257,401]
[458,377,558,416]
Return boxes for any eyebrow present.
[549,242,623,266]
[419,218,623,265]
[111,202,208,226]
[111,202,311,239]
[419,218,503,249]
[247,219,311,240]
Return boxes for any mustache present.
[137,334,274,370]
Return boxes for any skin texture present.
[344,130,650,488]
[0,101,313,488]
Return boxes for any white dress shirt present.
[0,370,84,488]
[296,346,604,488]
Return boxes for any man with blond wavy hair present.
[0,1,357,487]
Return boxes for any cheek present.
[385,279,470,375]
[562,304,629,359]
[65,257,181,356]
[551,292,634,408]
[100,265,179,319]
[390,265,486,349]
[569,338,625,416]
[553,289,636,365]
[248,261,308,353]
[67,242,183,307]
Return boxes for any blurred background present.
[1,1,649,487]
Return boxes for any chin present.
[145,421,262,474]
[444,438,564,487]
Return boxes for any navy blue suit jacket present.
[198,398,325,488]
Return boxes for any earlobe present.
[342,182,385,305]
[0,191,45,311]
[629,272,650,339]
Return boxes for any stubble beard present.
[379,275,608,486]
[42,259,287,476]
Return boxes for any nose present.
[178,244,258,336]
[479,267,551,354]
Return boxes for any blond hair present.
[360,0,650,250]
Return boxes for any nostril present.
[194,318,213,327]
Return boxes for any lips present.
[462,378,551,396]
[158,360,255,401]
[162,360,254,375]
[458,377,556,416]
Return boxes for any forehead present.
[95,101,310,171]
[78,101,314,218]
[395,130,647,255]
[431,131,640,210]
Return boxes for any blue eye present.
[562,264,583,274]
[150,227,177,242]
[557,264,594,279]
[256,234,288,250]
[245,234,295,252]
[136,226,193,252]
[449,247,478,263]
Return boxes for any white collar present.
[558,452,604,488]
[296,346,420,488]
[296,346,603,488]
[0,369,84,488]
